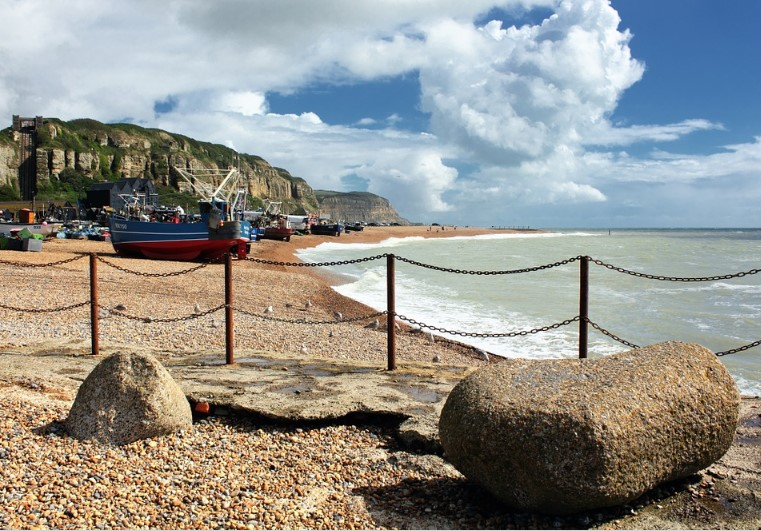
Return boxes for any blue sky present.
[2,0,761,228]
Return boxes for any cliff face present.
[315,191,409,225]
[0,118,407,222]
[25,119,322,213]
[0,141,18,188]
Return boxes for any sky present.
[2,0,761,228]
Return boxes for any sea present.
[297,228,761,397]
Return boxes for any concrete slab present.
[0,348,478,453]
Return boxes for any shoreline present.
[0,226,511,368]
[252,224,517,262]
[251,224,527,314]
[248,224,525,358]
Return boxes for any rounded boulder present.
[438,341,740,514]
[66,351,193,445]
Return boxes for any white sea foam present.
[299,229,761,395]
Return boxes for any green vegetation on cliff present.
[2,117,407,223]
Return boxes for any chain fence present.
[394,254,582,275]
[1,251,759,365]
[95,255,210,277]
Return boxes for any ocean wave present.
[647,282,761,296]
[734,375,761,397]
[303,229,760,391]
[297,230,599,258]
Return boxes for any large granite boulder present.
[439,341,740,514]
[66,351,193,445]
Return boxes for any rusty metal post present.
[225,253,235,365]
[386,253,397,370]
[579,255,589,359]
[89,253,99,356]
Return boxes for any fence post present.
[579,255,589,359]
[387,253,396,370]
[225,253,235,365]
[89,253,99,356]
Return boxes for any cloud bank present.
[1,0,757,227]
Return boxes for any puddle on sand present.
[235,357,285,368]
[298,364,379,377]
[300,364,335,377]
[195,357,228,366]
[737,414,761,446]
[401,386,442,403]
[741,414,761,429]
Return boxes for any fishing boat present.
[108,182,252,261]
[309,222,344,237]
[0,221,61,238]
[244,200,295,242]
[306,213,344,237]
[108,216,250,261]
[108,200,251,261]
[262,224,294,242]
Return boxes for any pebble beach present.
[1,226,759,530]
[0,226,512,530]
[0,226,499,367]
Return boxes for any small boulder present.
[439,341,740,514]
[66,351,193,445]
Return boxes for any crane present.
[173,166,249,215]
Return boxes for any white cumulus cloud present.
[0,0,757,227]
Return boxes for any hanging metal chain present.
[715,339,761,357]
[589,258,761,282]
[585,318,640,349]
[395,314,580,338]
[236,307,387,325]
[246,254,388,268]
[109,304,225,323]
[96,255,210,277]
[0,254,87,268]
[394,255,582,275]
[0,300,89,313]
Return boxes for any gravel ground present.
[1,390,757,530]
[1,394,492,530]
[2,231,759,530]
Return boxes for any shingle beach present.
[1,226,759,530]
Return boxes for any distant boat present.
[345,222,365,232]
[0,221,61,238]
[261,226,293,242]
[309,222,344,237]
[244,200,294,242]
[305,212,344,237]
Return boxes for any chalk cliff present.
[1,117,408,223]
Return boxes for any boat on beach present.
[108,214,250,261]
[309,222,344,237]
[345,222,365,232]
[108,183,252,260]
[304,212,344,237]
[244,200,295,242]
[0,221,61,238]
[262,225,294,242]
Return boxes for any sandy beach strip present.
[0,225,512,367]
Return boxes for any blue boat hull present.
[108,218,251,261]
